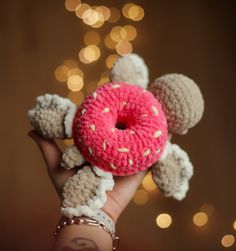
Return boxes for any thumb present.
[28,130,62,174]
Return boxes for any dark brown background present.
[0,0,236,251]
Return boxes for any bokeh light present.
[104,34,117,49]
[67,75,84,91]
[142,172,157,191]
[116,40,133,56]
[84,31,100,45]
[200,203,215,216]
[221,234,235,248]
[65,0,81,12]
[105,54,118,69]
[122,3,135,18]
[108,7,121,23]
[156,213,172,228]
[123,25,137,41]
[68,91,84,105]
[133,189,148,205]
[75,3,90,19]
[79,45,101,64]
[233,220,236,231]
[128,5,144,21]
[82,8,100,26]
[193,212,208,227]
[67,67,84,78]
[63,59,78,69]
[54,65,69,82]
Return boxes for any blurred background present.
[1,0,236,250]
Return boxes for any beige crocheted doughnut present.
[61,166,114,218]
[61,145,85,170]
[28,94,77,138]
[110,53,149,89]
[151,142,193,200]
[148,74,204,134]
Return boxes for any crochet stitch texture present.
[149,74,204,135]
[73,82,168,176]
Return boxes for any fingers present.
[28,130,77,194]
[28,130,62,173]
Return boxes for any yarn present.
[73,82,168,176]
[151,142,193,200]
[62,166,114,218]
[110,53,149,89]
[28,94,77,138]
[148,74,204,135]
[61,145,85,170]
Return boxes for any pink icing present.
[73,82,168,176]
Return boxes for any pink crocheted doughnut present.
[72,82,168,176]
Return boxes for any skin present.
[28,130,148,251]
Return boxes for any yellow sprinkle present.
[90,124,96,131]
[143,149,151,156]
[82,109,86,115]
[156,149,161,154]
[111,84,120,89]
[111,128,115,132]
[128,159,133,165]
[118,148,129,152]
[102,107,110,113]
[102,141,107,150]
[141,114,148,117]
[110,163,117,169]
[154,130,162,138]
[123,101,127,106]
[88,147,93,154]
[151,106,158,115]
[130,130,135,135]
[93,92,97,99]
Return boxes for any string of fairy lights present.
[54,1,235,249]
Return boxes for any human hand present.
[28,130,147,223]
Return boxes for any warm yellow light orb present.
[193,212,208,227]
[108,7,121,23]
[68,91,84,105]
[84,31,100,45]
[133,189,148,205]
[54,65,69,82]
[79,45,100,64]
[116,40,133,56]
[63,59,78,69]
[123,25,137,41]
[105,54,119,69]
[221,234,235,248]
[122,3,135,18]
[67,75,84,92]
[104,34,117,50]
[233,220,236,231]
[128,5,145,21]
[75,3,90,19]
[67,67,84,78]
[142,172,157,191]
[156,213,172,228]
[65,0,81,12]
[200,203,215,216]
[82,9,100,26]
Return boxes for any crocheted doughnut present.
[72,82,168,176]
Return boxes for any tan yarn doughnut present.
[61,145,85,170]
[148,74,204,134]
[151,142,193,200]
[61,166,114,218]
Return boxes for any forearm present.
[51,223,112,251]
